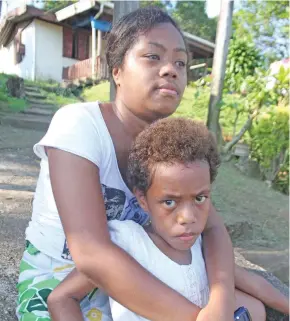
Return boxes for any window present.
[63,27,89,60]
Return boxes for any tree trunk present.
[206,0,234,143]
[232,110,240,137]
[223,110,258,154]
[110,1,140,101]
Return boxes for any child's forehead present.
[149,161,211,191]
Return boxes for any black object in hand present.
[234,307,252,321]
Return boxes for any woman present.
[17,7,235,321]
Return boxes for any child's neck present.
[143,225,192,265]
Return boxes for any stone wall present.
[235,250,289,321]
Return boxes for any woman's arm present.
[235,265,289,315]
[48,148,200,321]
[47,269,93,321]
[200,203,236,321]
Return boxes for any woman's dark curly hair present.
[127,117,220,193]
[106,6,185,76]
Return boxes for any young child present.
[47,118,289,321]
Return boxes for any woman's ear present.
[112,67,121,87]
[134,188,149,213]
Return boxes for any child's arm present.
[47,269,95,321]
[235,265,289,315]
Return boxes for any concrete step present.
[28,103,57,111]
[24,85,41,93]
[27,98,54,106]
[238,248,289,285]
[25,91,46,100]
[0,113,51,131]
[21,107,54,117]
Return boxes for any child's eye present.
[195,195,207,204]
[164,200,176,208]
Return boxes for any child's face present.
[137,161,211,251]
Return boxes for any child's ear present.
[134,188,149,212]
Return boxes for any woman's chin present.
[150,99,180,118]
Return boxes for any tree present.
[224,37,264,93]
[172,1,217,42]
[233,1,289,63]
[31,0,76,12]
[206,0,234,145]
[140,0,170,10]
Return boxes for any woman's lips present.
[158,88,178,96]
[157,83,179,96]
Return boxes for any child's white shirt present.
[92,220,209,321]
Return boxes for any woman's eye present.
[164,200,176,208]
[146,54,160,60]
[195,195,207,205]
[176,61,186,67]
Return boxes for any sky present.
[206,0,242,18]
[206,0,222,18]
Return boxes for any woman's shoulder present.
[54,101,104,125]
[33,101,112,166]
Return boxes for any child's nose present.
[177,204,197,225]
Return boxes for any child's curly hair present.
[127,117,220,193]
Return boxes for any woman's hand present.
[197,290,234,321]
[202,202,236,320]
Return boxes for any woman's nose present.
[159,62,178,79]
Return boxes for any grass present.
[82,81,111,102]
[44,91,79,107]
[0,73,28,112]
[24,78,59,89]
[212,161,288,250]
[24,78,80,108]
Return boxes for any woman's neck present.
[113,99,150,139]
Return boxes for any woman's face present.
[114,23,188,122]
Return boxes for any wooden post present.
[91,21,96,80]
[97,30,102,56]
[206,0,234,143]
[110,1,140,101]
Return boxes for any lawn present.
[82,81,111,103]
[0,73,28,112]
[24,79,80,107]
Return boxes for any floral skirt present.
[16,241,112,321]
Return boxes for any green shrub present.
[0,91,8,102]
[225,38,264,92]
[273,153,289,194]
[250,105,289,193]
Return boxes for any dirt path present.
[0,126,43,321]
[0,124,288,321]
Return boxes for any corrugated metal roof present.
[183,31,215,50]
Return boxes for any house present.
[0,1,215,83]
